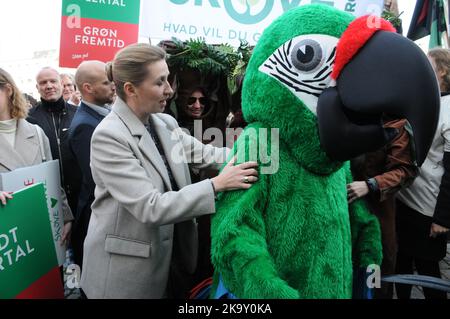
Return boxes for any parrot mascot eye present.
[259,35,338,114]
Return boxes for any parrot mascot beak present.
[317,16,440,166]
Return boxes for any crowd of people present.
[0,41,449,299]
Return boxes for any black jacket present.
[27,97,81,214]
[434,151,450,228]
[68,102,106,267]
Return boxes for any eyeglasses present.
[187,97,207,105]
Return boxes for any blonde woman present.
[81,44,258,299]
[0,68,73,243]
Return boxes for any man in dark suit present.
[69,60,116,269]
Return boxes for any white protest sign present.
[0,160,66,266]
[140,0,384,46]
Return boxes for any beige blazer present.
[80,98,228,299]
[0,119,73,222]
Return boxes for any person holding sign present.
[0,192,11,205]
[80,44,258,299]
[0,68,73,245]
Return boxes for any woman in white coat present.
[0,68,73,238]
[80,44,259,299]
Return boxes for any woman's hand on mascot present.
[347,181,369,204]
[212,157,259,192]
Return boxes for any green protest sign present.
[0,184,61,299]
[62,0,140,24]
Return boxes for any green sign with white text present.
[62,0,140,24]
[0,184,59,299]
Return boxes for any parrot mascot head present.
[242,4,439,172]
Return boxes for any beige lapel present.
[15,120,40,164]
[151,115,189,188]
[112,98,172,190]
[0,119,39,171]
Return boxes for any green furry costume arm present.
[211,124,299,299]
[345,163,383,268]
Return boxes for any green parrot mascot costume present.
[210,4,440,299]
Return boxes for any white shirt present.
[67,99,81,107]
[83,100,111,117]
[0,118,17,147]
[397,94,450,217]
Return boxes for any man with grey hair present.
[28,67,81,217]
[61,73,81,106]
[69,60,116,270]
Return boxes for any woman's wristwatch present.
[366,178,379,193]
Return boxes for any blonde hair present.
[106,43,166,101]
[428,48,450,92]
[0,68,29,119]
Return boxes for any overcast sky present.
[0,0,417,62]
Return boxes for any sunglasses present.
[187,97,207,105]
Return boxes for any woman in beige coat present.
[80,44,258,299]
[0,68,73,239]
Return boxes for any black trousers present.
[71,208,92,271]
[395,200,448,299]
[395,252,447,299]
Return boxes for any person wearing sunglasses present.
[186,90,207,119]
[176,87,211,138]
